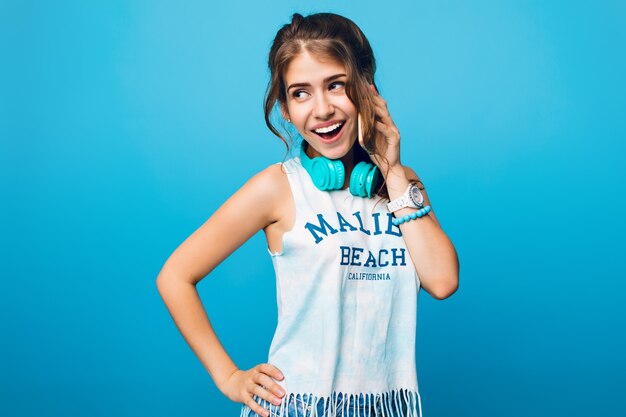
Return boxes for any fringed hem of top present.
[239,387,422,417]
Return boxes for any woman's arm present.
[360,85,459,300]
[386,165,460,300]
[155,163,286,404]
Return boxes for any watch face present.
[409,185,424,207]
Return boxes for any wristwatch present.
[387,183,425,212]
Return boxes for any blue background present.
[1,1,625,416]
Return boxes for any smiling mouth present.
[312,121,346,141]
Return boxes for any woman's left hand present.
[358,84,402,176]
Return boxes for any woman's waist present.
[265,351,418,394]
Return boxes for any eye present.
[292,89,308,99]
[329,81,345,90]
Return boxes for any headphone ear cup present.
[301,145,346,191]
[350,162,380,197]
[364,165,380,198]
[329,159,345,189]
[309,158,333,189]
[350,161,369,197]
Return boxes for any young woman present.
[157,12,459,417]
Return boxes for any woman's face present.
[282,50,358,160]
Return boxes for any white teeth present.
[314,122,343,134]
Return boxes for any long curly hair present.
[264,12,395,200]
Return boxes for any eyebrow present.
[287,73,347,92]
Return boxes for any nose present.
[313,93,334,119]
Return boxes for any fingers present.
[254,372,286,404]
[258,363,285,381]
[375,120,400,140]
[246,364,286,417]
[244,394,271,417]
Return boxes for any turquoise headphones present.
[299,145,380,198]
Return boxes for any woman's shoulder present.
[241,161,293,223]
[252,160,293,192]
[248,162,290,203]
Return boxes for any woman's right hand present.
[222,364,286,417]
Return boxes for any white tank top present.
[239,156,423,417]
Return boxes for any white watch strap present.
[386,184,413,212]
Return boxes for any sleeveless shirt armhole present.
[267,159,298,257]
[415,269,422,291]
